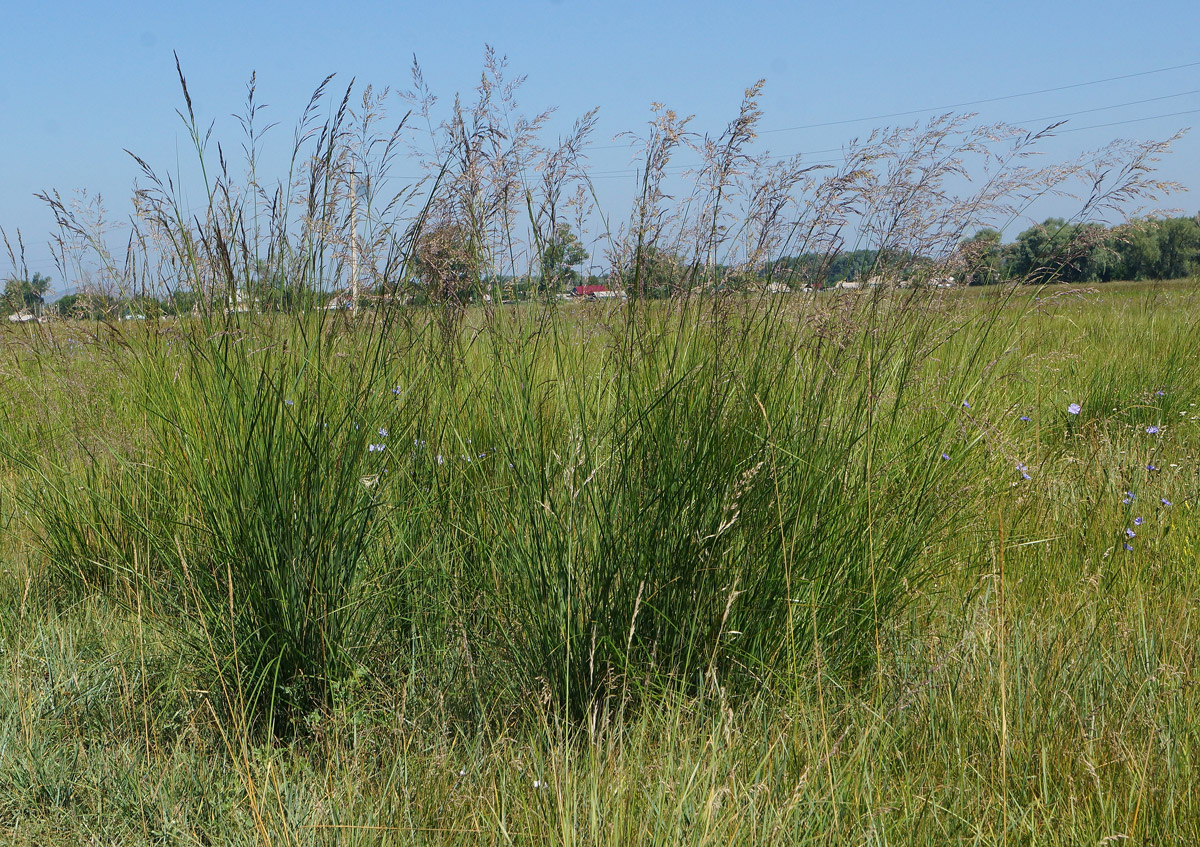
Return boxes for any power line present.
[759,60,1200,134]
[1014,89,1200,126]
[1057,107,1200,133]
[586,59,1200,151]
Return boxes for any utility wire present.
[761,61,1200,134]
[1015,90,1200,126]
[1057,107,1200,133]
[587,59,1200,150]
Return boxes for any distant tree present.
[3,272,51,313]
[1115,223,1162,281]
[124,294,162,319]
[1156,217,1200,279]
[52,293,82,317]
[620,245,684,298]
[771,253,836,289]
[960,229,1003,284]
[52,290,119,320]
[1072,223,1124,282]
[538,224,588,294]
[411,222,480,305]
[1005,218,1084,283]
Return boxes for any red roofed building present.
[574,284,610,297]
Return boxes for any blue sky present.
[2,0,1197,294]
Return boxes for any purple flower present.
[1156,390,1166,397]
[1134,516,1143,526]
[367,443,386,453]
[1019,415,1031,422]
[1123,492,1135,505]
[379,427,388,438]
[392,386,402,395]
[941,453,951,461]
[1147,463,1158,472]
[436,454,444,465]
[284,399,294,407]
[1125,528,1136,539]
[1146,425,1159,434]
[1161,498,1172,507]
[1016,462,1031,480]
[962,400,971,408]
[1124,543,1134,552]
[1067,403,1082,415]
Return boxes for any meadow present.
[0,280,1197,845]
[2,65,1199,844]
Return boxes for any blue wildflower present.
[1067,403,1082,415]
[379,427,388,438]
[1161,498,1172,507]
[1146,425,1159,434]
[1147,463,1158,472]
[1124,543,1134,551]
[941,453,950,461]
[1125,528,1136,539]
[962,400,971,408]
[1123,492,1135,505]
[1019,415,1031,422]
[1156,390,1165,397]
[1134,516,1144,526]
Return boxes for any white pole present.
[349,165,359,314]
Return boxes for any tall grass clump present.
[465,291,1010,720]
[8,53,1184,741]
[19,66,435,731]
[133,322,416,728]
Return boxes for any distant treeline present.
[24,215,1200,320]
[767,216,1200,288]
[960,215,1200,285]
[767,249,928,288]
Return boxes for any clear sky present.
[2,0,1197,295]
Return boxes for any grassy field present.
[0,279,1197,844]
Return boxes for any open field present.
[0,280,1198,844]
